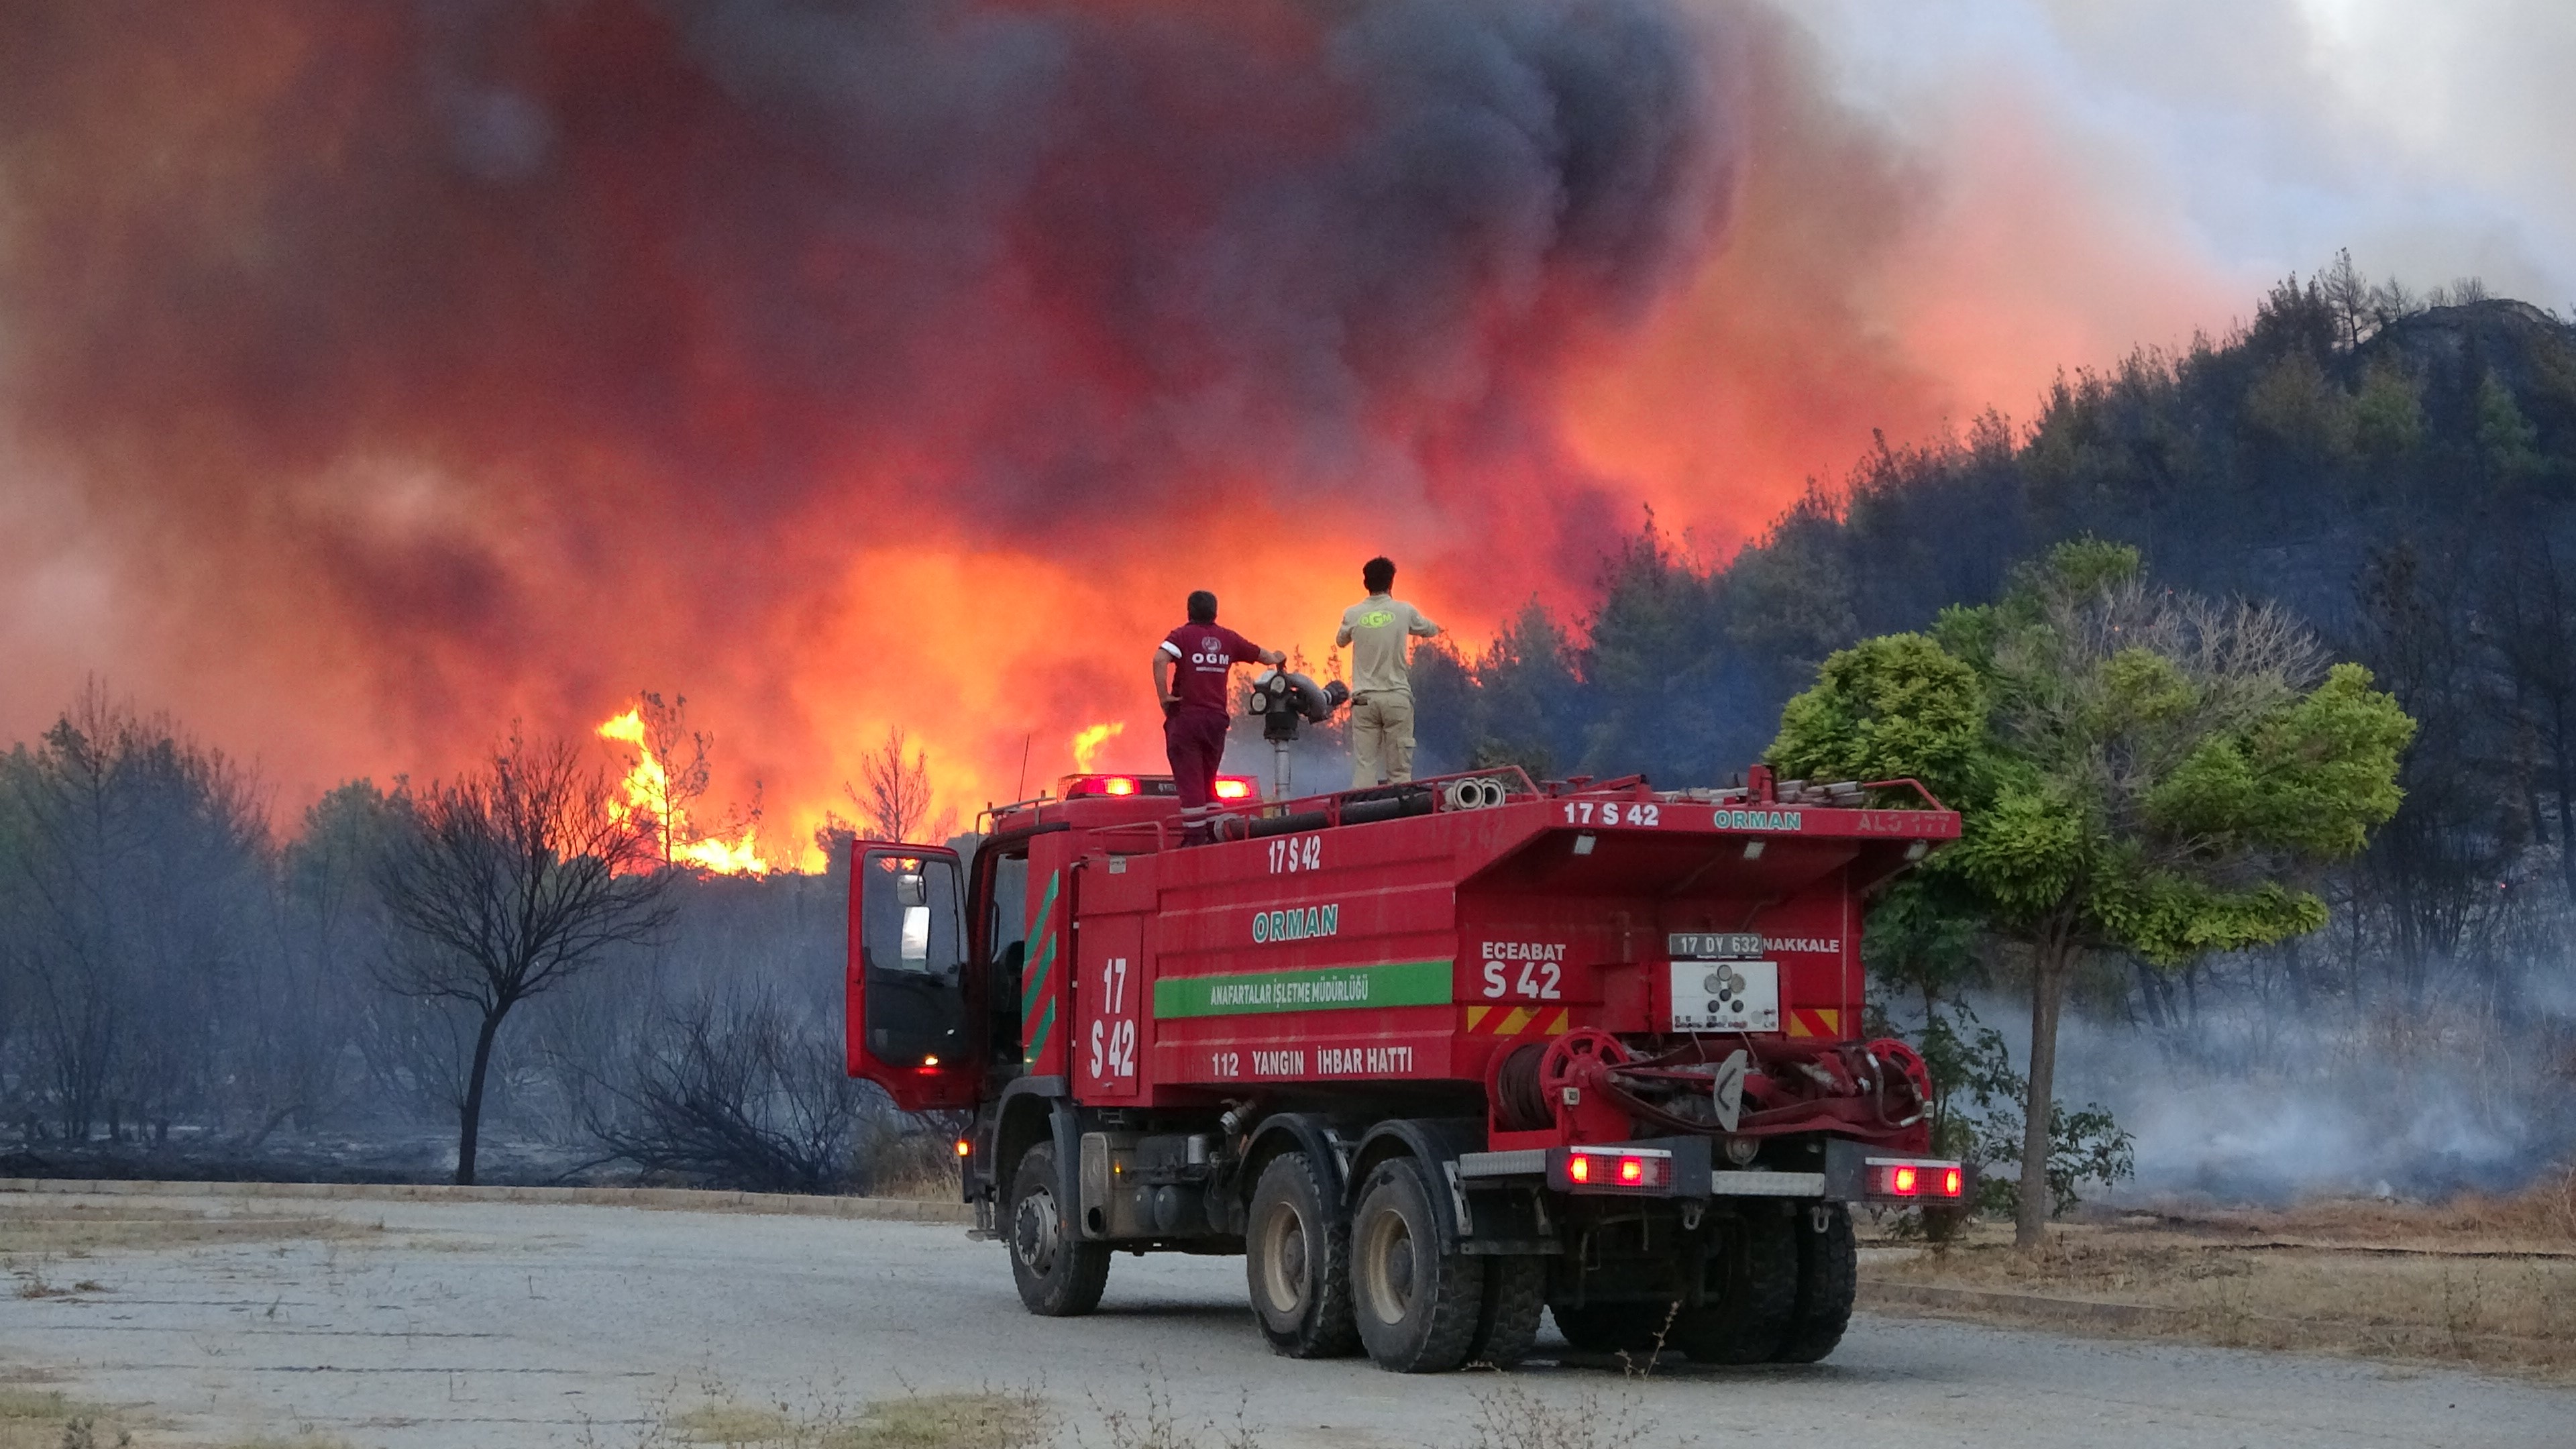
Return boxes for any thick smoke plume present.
[0,0,1748,828]
[0,0,2064,842]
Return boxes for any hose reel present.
[1441,775,1510,811]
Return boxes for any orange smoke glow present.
[598,706,771,875]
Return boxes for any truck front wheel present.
[1350,1157,1488,1373]
[1246,1150,1359,1358]
[1008,1142,1110,1317]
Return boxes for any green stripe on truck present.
[1153,959,1454,1018]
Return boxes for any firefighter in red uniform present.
[1155,590,1283,840]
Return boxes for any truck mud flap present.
[1350,1118,1560,1256]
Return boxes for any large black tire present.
[1007,1142,1110,1316]
[1672,1208,1799,1364]
[1467,1254,1546,1368]
[1548,1301,1673,1355]
[1245,1151,1360,1358]
[1771,1203,1857,1362]
[1350,1157,1488,1373]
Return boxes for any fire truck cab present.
[847,767,1965,1373]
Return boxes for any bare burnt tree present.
[247,780,408,1144]
[851,726,937,842]
[610,690,717,867]
[2351,547,2520,1004]
[375,733,672,1184]
[2487,532,2576,902]
[579,989,879,1193]
[0,684,266,1143]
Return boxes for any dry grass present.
[0,1200,378,1256]
[2161,1163,2576,1250]
[1462,1385,1661,1449]
[1864,1169,2576,1377]
[1079,1379,1258,1449]
[0,1386,138,1449]
[865,1135,966,1203]
[624,1388,1051,1449]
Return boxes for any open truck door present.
[846,841,979,1112]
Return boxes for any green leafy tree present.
[2476,372,2544,484]
[1771,540,2413,1246]
[2351,356,2426,458]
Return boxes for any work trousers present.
[1163,706,1230,835]
[1349,690,1417,788]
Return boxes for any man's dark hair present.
[1186,590,1218,625]
[1362,556,1396,594]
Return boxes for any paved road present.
[2,1191,2567,1448]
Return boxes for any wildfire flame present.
[1071,720,1124,773]
[596,706,770,875]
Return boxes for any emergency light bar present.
[1057,774,1257,800]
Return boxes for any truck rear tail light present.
[1214,777,1255,800]
[1867,1158,1966,1201]
[1556,1146,1674,1193]
[1102,776,1138,796]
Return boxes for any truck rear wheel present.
[1350,1156,1487,1372]
[1466,1254,1546,1368]
[1246,1151,1358,1358]
[1771,1203,1856,1362]
[1008,1142,1110,1317]
[1672,1208,1797,1364]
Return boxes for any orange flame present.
[596,706,770,875]
[1070,720,1124,773]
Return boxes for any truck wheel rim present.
[1359,1207,1416,1326]
[1014,1190,1060,1276]
[1256,1202,1309,1315]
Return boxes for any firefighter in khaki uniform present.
[1336,556,1442,788]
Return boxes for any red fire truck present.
[846,765,1966,1373]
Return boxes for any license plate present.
[1669,961,1779,1033]
[1668,931,1764,959]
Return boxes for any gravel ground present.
[3,1190,2570,1448]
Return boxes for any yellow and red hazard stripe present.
[1784,1007,1842,1039]
[1463,1004,1571,1037]
[1462,1004,1845,1038]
